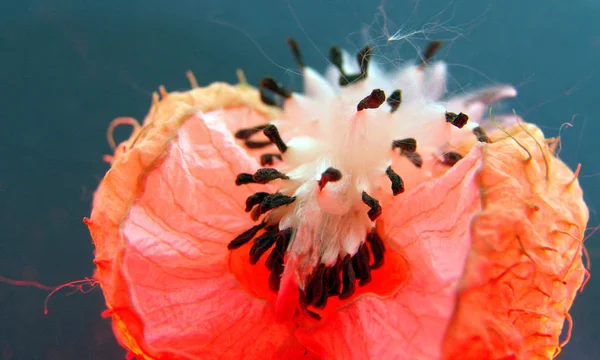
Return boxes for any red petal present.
[89,84,299,359]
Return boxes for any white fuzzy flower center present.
[229,41,516,313]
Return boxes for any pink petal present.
[89,86,302,358]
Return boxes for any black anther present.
[357,89,386,111]
[445,112,469,129]
[263,124,288,153]
[387,89,402,113]
[385,166,405,196]
[392,138,417,153]
[361,191,382,221]
[318,167,342,190]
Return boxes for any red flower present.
[87,42,588,360]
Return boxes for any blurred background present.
[0,0,598,359]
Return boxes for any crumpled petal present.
[442,123,588,360]
[88,84,305,359]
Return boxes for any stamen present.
[392,138,417,153]
[259,77,292,98]
[251,193,296,221]
[342,45,374,85]
[387,89,402,113]
[441,151,463,166]
[352,243,372,286]
[227,223,266,250]
[249,226,280,264]
[403,151,423,168]
[366,228,385,269]
[314,289,329,309]
[420,40,443,67]
[341,74,362,85]
[361,191,382,221]
[445,112,469,129]
[235,173,255,185]
[269,256,284,291]
[331,45,373,85]
[267,229,292,291]
[339,255,356,300]
[235,168,289,185]
[235,124,268,139]
[356,45,373,76]
[329,46,344,74]
[266,228,291,271]
[299,292,322,320]
[259,89,278,107]
[265,248,281,271]
[263,124,288,153]
[305,264,326,306]
[318,167,343,190]
[259,193,296,212]
[329,46,357,86]
[327,262,342,296]
[253,168,289,183]
[245,192,270,212]
[260,153,282,166]
[473,126,491,143]
[244,140,272,149]
[314,267,334,308]
[286,37,305,68]
[385,166,405,195]
[357,89,386,111]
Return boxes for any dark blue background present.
[1,0,598,359]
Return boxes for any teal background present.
[0,0,598,358]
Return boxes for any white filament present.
[262,53,515,280]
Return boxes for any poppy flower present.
[86,40,588,360]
